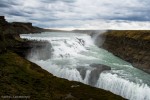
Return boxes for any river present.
[20,32,150,100]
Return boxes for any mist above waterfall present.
[20,32,150,100]
[27,41,53,60]
[90,30,107,46]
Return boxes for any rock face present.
[27,41,52,60]
[0,16,45,53]
[0,16,5,20]
[12,22,32,26]
[77,68,87,80]
[89,64,111,85]
[13,41,52,60]
[77,64,111,86]
[0,16,8,53]
[98,30,150,74]
[0,16,7,25]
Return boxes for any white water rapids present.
[20,32,150,100]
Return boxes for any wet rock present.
[76,38,85,46]
[77,68,87,80]
[13,40,53,60]
[77,64,111,86]
[27,41,52,60]
[89,64,111,86]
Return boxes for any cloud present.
[46,19,150,30]
[0,0,150,29]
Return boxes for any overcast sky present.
[1,0,150,29]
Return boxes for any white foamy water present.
[96,73,150,100]
[20,32,150,100]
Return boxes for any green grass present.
[106,30,150,40]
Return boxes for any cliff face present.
[0,17,44,35]
[0,16,45,53]
[98,30,150,73]
[0,16,7,25]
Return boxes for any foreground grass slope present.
[0,51,124,100]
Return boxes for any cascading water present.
[20,32,150,100]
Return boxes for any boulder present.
[89,64,111,86]
[77,64,111,86]
[77,68,87,80]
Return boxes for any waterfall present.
[20,32,150,100]
[96,72,150,100]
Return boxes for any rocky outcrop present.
[27,41,53,60]
[77,64,111,86]
[0,16,5,20]
[98,30,150,74]
[12,41,52,60]
[11,22,44,34]
[0,16,7,25]
[89,64,111,86]
[0,16,46,53]
[12,22,32,26]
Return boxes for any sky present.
[0,0,150,30]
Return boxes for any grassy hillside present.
[106,30,150,40]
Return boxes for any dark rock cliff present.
[0,16,45,53]
[97,30,150,74]
[77,64,111,86]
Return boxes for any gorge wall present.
[97,30,150,74]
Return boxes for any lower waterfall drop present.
[96,72,150,100]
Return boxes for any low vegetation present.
[106,30,150,40]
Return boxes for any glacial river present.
[20,32,150,100]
